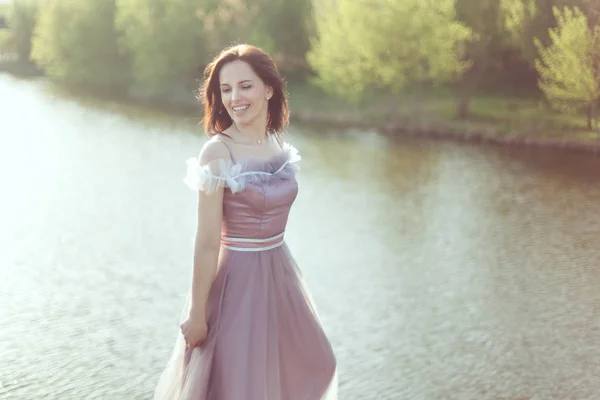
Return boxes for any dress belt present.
[221,231,285,252]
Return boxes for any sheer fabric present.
[155,141,338,400]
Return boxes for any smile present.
[232,105,250,113]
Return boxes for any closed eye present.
[221,85,251,93]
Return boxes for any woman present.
[153,44,338,400]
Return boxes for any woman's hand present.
[180,314,208,348]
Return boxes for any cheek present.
[220,93,231,106]
[254,97,268,110]
[248,88,266,103]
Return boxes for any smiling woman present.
[218,61,272,136]
[199,44,289,146]
[153,44,338,400]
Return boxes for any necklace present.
[228,133,268,147]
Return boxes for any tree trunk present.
[456,58,488,120]
[596,102,600,140]
[457,91,471,120]
[591,101,600,140]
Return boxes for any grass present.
[0,58,41,76]
[287,82,599,142]
[0,30,10,53]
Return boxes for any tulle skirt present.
[153,244,338,400]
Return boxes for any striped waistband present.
[221,232,285,252]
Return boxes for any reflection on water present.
[2,74,600,399]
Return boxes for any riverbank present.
[291,108,600,155]
[0,59,42,77]
[2,61,600,155]
[287,84,600,155]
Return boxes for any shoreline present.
[3,66,600,156]
[291,110,600,156]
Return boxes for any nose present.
[231,88,241,102]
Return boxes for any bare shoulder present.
[197,136,231,165]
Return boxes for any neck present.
[234,124,267,142]
[233,112,268,142]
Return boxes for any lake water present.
[2,74,600,399]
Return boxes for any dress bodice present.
[183,142,301,240]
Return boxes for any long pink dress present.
[153,138,338,400]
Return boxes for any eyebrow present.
[220,80,253,87]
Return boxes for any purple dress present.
[153,139,338,400]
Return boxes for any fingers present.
[187,337,203,348]
[179,320,207,348]
[180,322,190,347]
[183,335,205,349]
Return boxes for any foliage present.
[115,0,209,97]
[31,0,130,92]
[534,6,600,127]
[196,0,313,79]
[256,0,314,78]
[454,0,511,118]
[307,0,473,102]
[6,0,600,128]
[3,0,38,61]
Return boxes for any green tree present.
[198,0,313,79]
[31,0,129,92]
[565,0,600,26]
[258,0,314,79]
[535,6,600,130]
[502,0,537,38]
[115,0,209,98]
[307,0,472,102]
[499,0,591,65]
[455,0,510,119]
[501,0,539,62]
[198,0,265,55]
[0,5,10,54]
[498,0,600,72]
[6,0,39,62]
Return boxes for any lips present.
[232,105,250,113]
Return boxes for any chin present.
[232,113,258,127]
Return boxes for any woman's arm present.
[188,141,229,319]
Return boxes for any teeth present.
[233,105,249,112]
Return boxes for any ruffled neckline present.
[184,142,300,194]
[235,142,300,174]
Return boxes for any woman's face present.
[219,60,273,129]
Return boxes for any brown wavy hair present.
[199,44,289,136]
